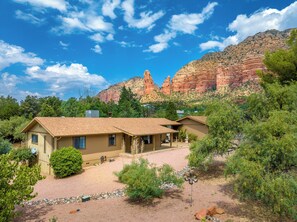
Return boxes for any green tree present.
[0,96,20,120]
[260,29,297,84]
[20,95,41,119]
[0,153,42,221]
[117,87,142,117]
[61,97,84,117]
[165,101,178,120]
[0,116,29,142]
[38,96,62,117]
[188,100,244,168]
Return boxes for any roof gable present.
[177,116,207,125]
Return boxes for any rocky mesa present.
[97,29,291,103]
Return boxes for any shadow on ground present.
[14,205,53,222]
[125,189,184,208]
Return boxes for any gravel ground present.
[14,145,287,222]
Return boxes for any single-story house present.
[177,116,208,139]
[22,117,181,175]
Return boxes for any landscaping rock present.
[195,208,208,220]
[215,207,225,215]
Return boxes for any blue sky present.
[0,0,296,100]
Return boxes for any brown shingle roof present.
[22,117,179,137]
[177,116,207,125]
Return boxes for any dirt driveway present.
[33,146,189,200]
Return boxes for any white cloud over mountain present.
[146,2,218,53]
[200,1,297,51]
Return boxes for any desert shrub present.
[0,138,12,155]
[178,129,187,142]
[188,133,198,142]
[0,153,42,221]
[11,147,35,163]
[115,158,183,201]
[50,147,83,178]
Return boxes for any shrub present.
[0,153,42,221]
[188,133,198,142]
[0,138,12,155]
[178,129,187,142]
[115,158,183,201]
[50,147,83,178]
[11,147,34,161]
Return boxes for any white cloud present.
[122,0,164,30]
[57,13,114,34]
[200,1,297,51]
[13,0,67,11]
[90,33,105,43]
[92,45,102,54]
[102,0,121,19]
[117,41,142,48]
[106,33,114,41]
[146,2,217,53]
[0,72,18,96]
[15,10,45,25]
[0,40,44,70]
[145,42,168,53]
[59,41,69,50]
[26,63,107,93]
[169,2,218,34]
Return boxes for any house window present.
[32,134,38,144]
[109,134,116,146]
[44,135,46,154]
[73,136,86,149]
[142,135,153,144]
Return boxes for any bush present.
[0,153,42,221]
[50,147,83,178]
[115,158,183,201]
[11,147,34,161]
[0,138,12,155]
[188,133,198,142]
[178,129,187,142]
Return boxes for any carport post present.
[170,133,173,148]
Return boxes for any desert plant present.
[178,129,187,142]
[49,147,83,178]
[0,138,11,155]
[0,153,42,221]
[115,158,183,201]
[188,133,198,142]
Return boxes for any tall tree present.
[165,101,178,120]
[260,29,297,84]
[0,96,19,120]
[117,87,142,117]
[38,96,62,117]
[20,95,41,119]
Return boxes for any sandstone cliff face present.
[171,29,290,94]
[161,76,171,95]
[97,29,291,103]
[97,77,144,103]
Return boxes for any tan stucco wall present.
[57,133,123,166]
[26,124,53,175]
[178,119,208,139]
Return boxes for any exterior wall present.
[143,134,162,152]
[178,119,208,139]
[26,124,54,175]
[57,133,124,167]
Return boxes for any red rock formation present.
[161,76,171,95]
[97,77,144,103]
[97,29,291,103]
[143,70,156,95]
